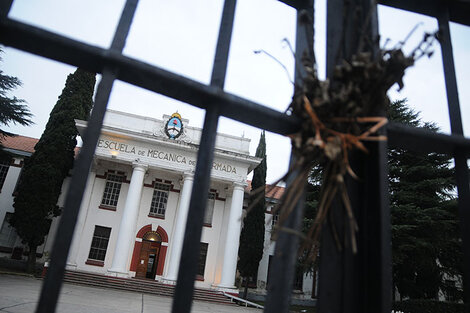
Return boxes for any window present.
[204,192,215,225]
[0,213,17,248]
[101,173,124,207]
[87,226,111,261]
[197,242,208,277]
[272,211,279,227]
[149,182,170,217]
[0,159,10,191]
[271,210,280,240]
[143,231,161,242]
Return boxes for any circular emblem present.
[164,113,183,139]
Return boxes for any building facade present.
[0,136,37,258]
[0,110,315,297]
[70,110,262,289]
[256,184,316,300]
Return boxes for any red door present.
[135,240,160,279]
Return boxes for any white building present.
[0,135,37,259]
[0,110,315,298]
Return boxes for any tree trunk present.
[27,244,37,274]
[243,277,249,299]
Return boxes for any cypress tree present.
[388,99,462,300]
[238,130,267,298]
[11,68,95,273]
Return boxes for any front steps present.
[58,270,235,305]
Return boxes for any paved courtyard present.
[0,274,260,313]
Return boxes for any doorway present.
[135,232,162,279]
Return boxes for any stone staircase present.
[60,270,236,305]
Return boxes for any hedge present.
[393,299,467,313]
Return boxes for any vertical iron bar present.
[437,4,470,304]
[264,2,313,312]
[325,0,343,79]
[453,149,470,303]
[171,108,219,313]
[319,0,390,312]
[210,0,237,88]
[35,1,138,312]
[171,1,236,312]
[294,4,314,82]
[359,140,392,312]
[36,69,117,313]
[319,2,352,311]
[263,155,306,313]
[110,0,138,51]
[453,150,470,303]
[0,0,13,18]
[437,5,464,136]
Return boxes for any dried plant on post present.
[263,30,440,264]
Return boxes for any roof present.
[1,135,38,153]
[246,180,285,200]
[0,135,80,156]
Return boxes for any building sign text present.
[97,139,237,174]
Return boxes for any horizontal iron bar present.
[0,18,299,135]
[2,19,470,155]
[387,122,470,157]
[277,0,311,9]
[378,0,470,27]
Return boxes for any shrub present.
[393,299,467,313]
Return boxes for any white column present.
[67,170,97,269]
[108,161,147,276]
[218,181,246,288]
[164,172,194,282]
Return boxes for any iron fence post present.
[318,1,391,312]
[264,2,313,312]
[171,1,236,312]
[35,1,139,312]
[437,4,470,304]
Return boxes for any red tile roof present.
[1,135,38,153]
[246,180,284,200]
[1,135,81,156]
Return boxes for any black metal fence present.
[0,0,469,312]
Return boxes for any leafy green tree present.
[11,68,95,272]
[238,130,267,298]
[388,99,462,301]
[0,48,32,152]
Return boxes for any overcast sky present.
[2,0,469,183]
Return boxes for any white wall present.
[0,158,24,257]
[69,162,239,288]
[2,110,257,291]
[255,203,315,297]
